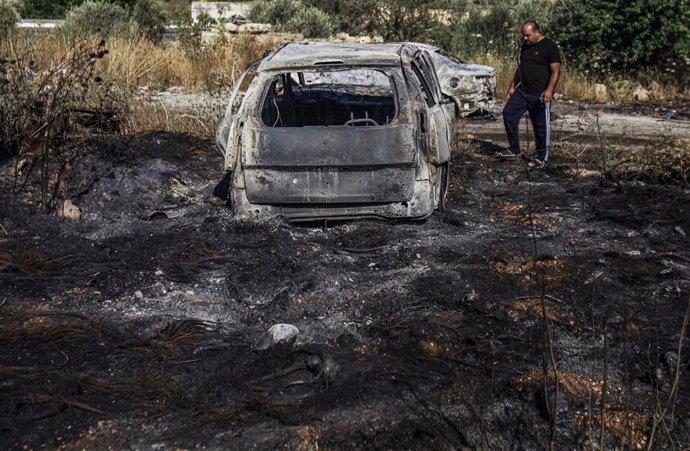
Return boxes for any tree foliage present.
[301,0,377,36]
[59,0,167,42]
[131,0,167,42]
[374,0,439,41]
[0,0,20,36]
[60,0,130,40]
[285,6,333,38]
[440,0,552,57]
[19,0,138,19]
[249,0,333,37]
[552,0,690,78]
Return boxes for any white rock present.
[594,83,608,102]
[134,290,144,299]
[58,199,81,221]
[633,85,650,102]
[264,323,299,347]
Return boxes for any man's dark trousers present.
[503,88,551,162]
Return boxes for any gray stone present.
[594,83,608,103]
[58,199,81,221]
[258,323,299,349]
[633,85,650,102]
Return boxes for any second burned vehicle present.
[215,42,495,221]
[412,43,496,118]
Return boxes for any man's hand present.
[507,86,516,99]
[542,89,554,102]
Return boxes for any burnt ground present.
[1,118,689,450]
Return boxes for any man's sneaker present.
[496,148,520,158]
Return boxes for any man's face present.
[522,25,541,45]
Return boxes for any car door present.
[411,51,452,164]
[216,60,260,171]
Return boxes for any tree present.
[301,0,378,36]
[60,0,130,40]
[131,0,167,42]
[439,0,553,57]
[249,0,333,38]
[19,0,139,19]
[372,0,439,41]
[285,6,333,38]
[19,0,78,19]
[0,0,20,36]
[552,0,690,78]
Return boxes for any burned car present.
[411,43,496,117]
[215,42,454,221]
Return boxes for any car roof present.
[259,42,413,71]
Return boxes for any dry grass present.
[4,31,279,93]
[489,256,568,291]
[100,34,278,91]
[514,371,648,450]
[486,297,575,326]
[616,138,690,185]
[6,31,684,104]
[122,102,223,137]
[462,53,686,102]
[489,201,556,230]
[556,138,690,186]
[2,32,279,139]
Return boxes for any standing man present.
[500,20,561,167]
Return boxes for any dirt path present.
[1,117,689,449]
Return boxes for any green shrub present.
[441,0,553,57]
[301,0,376,36]
[61,0,130,40]
[284,6,333,37]
[131,0,167,42]
[0,0,20,36]
[552,0,690,81]
[248,0,301,29]
[175,14,216,56]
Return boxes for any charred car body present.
[216,42,493,221]
[412,43,496,117]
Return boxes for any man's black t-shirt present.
[517,37,561,96]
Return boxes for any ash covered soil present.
[1,117,690,450]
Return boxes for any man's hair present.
[523,20,541,32]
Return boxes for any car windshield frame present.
[256,66,401,128]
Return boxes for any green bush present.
[131,0,167,42]
[0,0,20,36]
[552,0,690,80]
[248,0,301,29]
[440,0,553,57]
[175,14,216,55]
[61,0,130,40]
[249,0,333,37]
[284,6,333,37]
[301,0,377,36]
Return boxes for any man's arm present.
[507,68,520,98]
[542,62,561,102]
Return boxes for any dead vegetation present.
[1,29,690,451]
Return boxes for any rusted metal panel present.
[244,125,416,167]
[244,167,416,204]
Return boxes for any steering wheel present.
[344,117,379,126]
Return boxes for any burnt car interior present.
[260,69,397,127]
